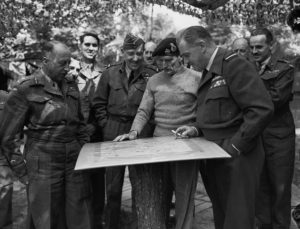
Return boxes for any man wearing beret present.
[175,26,274,229]
[92,33,157,229]
[115,37,202,229]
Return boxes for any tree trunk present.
[129,163,166,229]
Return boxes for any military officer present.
[92,33,156,229]
[175,26,274,229]
[0,41,91,229]
[114,37,202,229]
[0,89,13,229]
[231,37,250,59]
[250,28,295,229]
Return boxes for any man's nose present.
[252,47,258,54]
[133,55,139,61]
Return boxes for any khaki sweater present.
[131,66,202,137]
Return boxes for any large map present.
[75,136,230,170]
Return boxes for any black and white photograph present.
[1,0,300,229]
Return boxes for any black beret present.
[152,38,179,57]
[287,8,300,33]
[123,33,145,50]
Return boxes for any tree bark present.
[129,163,166,229]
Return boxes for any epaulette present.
[277,59,294,68]
[224,53,238,61]
[17,75,42,87]
[105,62,122,69]
[144,64,159,73]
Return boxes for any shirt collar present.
[125,64,132,78]
[206,47,219,71]
[41,69,59,89]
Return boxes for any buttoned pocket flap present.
[134,82,146,92]
[111,83,123,90]
[27,95,51,103]
[261,71,278,80]
[67,91,79,99]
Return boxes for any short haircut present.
[177,26,213,45]
[79,32,100,45]
[41,41,70,63]
[250,28,274,45]
[42,41,62,57]
[232,37,249,46]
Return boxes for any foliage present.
[0,0,297,61]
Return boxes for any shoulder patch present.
[224,53,238,61]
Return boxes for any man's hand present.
[113,130,138,142]
[175,126,198,138]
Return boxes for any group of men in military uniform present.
[0,23,298,229]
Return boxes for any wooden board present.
[75,136,230,170]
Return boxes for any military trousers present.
[163,160,198,229]
[103,116,154,229]
[90,168,105,229]
[0,165,13,229]
[256,132,295,229]
[204,137,264,229]
[103,118,133,229]
[25,138,92,229]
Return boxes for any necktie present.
[202,69,208,81]
[82,79,96,101]
[128,71,134,85]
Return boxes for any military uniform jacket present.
[0,70,89,175]
[196,48,274,154]
[92,62,156,128]
[258,56,295,137]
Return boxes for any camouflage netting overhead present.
[143,0,230,17]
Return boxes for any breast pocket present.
[203,86,237,124]
[28,95,62,124]
[132,82,146,105]
[109,83,124,105]
[67,90,80,116]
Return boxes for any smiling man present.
[250,28,295,229]
[92,33,157,229]
[76,32,106,229]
